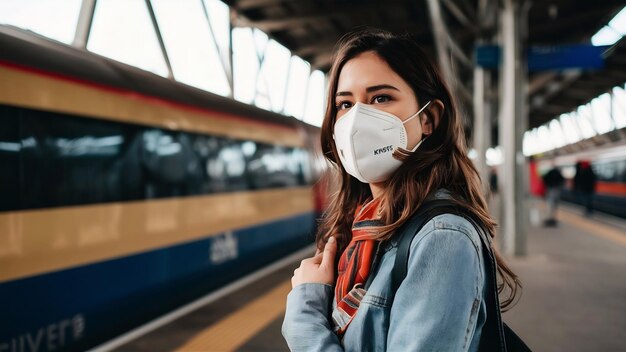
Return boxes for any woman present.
[282,29,521,351]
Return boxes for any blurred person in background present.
[542,163,565,227]
[574,160,597,217]
[489,167,499,197]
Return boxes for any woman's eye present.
[373,95,391,104]
[336,101,352,110]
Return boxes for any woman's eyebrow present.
[336,84,399,97]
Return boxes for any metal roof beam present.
[600,69,626,82]
[73,0,97,48]
[606,54,626,65]
[294,43,337,59]
[310,53,332,71]
[299,22,432,64]
[441,0,478,33]
[144,0,174,80]
[425,0,457,99]
[200,0,233,96]
[234,0,295,11]
[529,7,615,41]
[529,70,581,112]
[529,72,558,96]
[584,76,624,89]
[456,0,477,20]
[234,6,394,33]
[235,13,330,32]
[536,103,575,115]
[447,35,473,68]
[477,0,497,30]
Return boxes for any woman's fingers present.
[320,236,337,270]
[301,252,321,266]
[290,237,337,288]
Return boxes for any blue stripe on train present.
[0,211,316,352]
[561,189,626,218]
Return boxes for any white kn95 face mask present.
[332,101,431,184]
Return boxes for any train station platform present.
[503,202,626,352]
[4,3,626,352]
[94,202,626,352]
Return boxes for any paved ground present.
[503,203,626,352]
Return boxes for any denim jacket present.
[282,190,487,351]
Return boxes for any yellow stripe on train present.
[0,187,314,283]
[0,65,304,148]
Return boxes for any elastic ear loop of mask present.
[405,100,432,152]
[402,100,432,125]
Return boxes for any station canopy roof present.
[225,0,626,130]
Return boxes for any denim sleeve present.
[282,283,344,352]
[387,227,483,351]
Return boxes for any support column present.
[145,0,174,80]
[73,0,97,48]
[426,0,456,91]
[473,63,490,195]
[474,0,496,197]
[228,8,235,98]
[498,0,528,256]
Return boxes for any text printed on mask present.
[373,145,394,155]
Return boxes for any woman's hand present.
[291,236,337,288]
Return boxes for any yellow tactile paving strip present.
[559,210,626,247]
[175,280,293,352]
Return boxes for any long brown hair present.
[316,28,521,310]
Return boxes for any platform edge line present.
[87,243,316,352]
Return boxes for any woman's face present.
[335,51,431,150]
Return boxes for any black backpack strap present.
[389,200,531,351]
[462,213,508,352]
[390,199,458,294]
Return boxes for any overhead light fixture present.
[591,6,626,46]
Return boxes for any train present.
[530,142,626,218]
[0,25,326,352]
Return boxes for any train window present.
[87,0,169,77]
[617,160,626,182]
[247,144,302,189]
[20,108,143,209]
[9,105,312,211]
[593,162,613,181]
[0,106,20,211]
[289,148,310,185]
[142,129,200,198]
[218,141,248,192]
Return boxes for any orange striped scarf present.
[331,197,383,337]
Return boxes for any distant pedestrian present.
[574,160,597,216]
[542,165,565,226]
[489,167,499,196]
